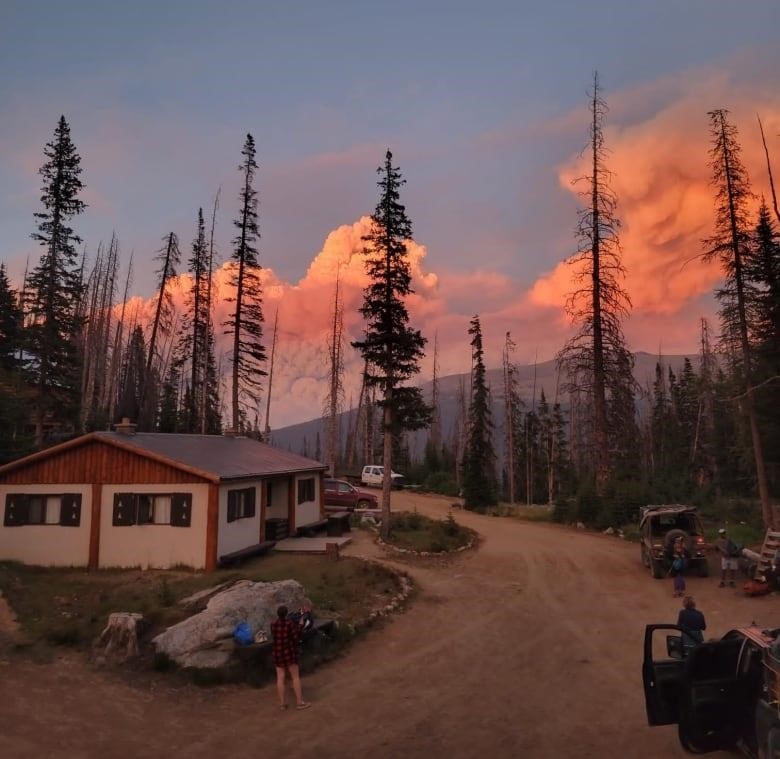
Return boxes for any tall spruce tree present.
[176,209,211,432]
[225,134,266,432]
[746,201,780,494]
[704,109,772,526]
[556,73,634,491]
[25,116,86,446]
[352,150,429,538]
[461,315,497,510]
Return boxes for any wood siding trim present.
[205,484,219,571]
[89,482,102,569]
[288,476,296,533]
[259,481,266,543]
[318,472,325,519]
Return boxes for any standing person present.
[716,528,740,588]
[677,596,706,651]
[271,605,311,711]
[669,536,689,597]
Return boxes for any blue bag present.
[233,621,253,646]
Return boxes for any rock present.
[576,522,586,530]
[94,612,145,664]
[178,581,236,610]
[152,579,310,669]
[603,527,614,535]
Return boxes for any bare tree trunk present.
[430,332,441,449]
[264,308,279,442]
[325,272,344,474]
[503,332,515,504]
[381,389,393,540]
[758,114,780,226]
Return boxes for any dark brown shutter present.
[112,493,137,526]
[227,490,237,522]
[59,493,82,527]
[4,494,29,526]
[170,493,192,527]
[248,488,256,518]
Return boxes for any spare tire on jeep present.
[663,528,692,552]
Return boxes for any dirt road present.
[0,492,773,758]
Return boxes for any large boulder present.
[152,579,310,669]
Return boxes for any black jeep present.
[643,623,780,756]
[639,504,710,579]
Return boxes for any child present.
[669,537,688,598]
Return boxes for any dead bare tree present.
[323,270,345,474]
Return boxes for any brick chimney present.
[114,417,137,435]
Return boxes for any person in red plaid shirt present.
[271,605,310,710]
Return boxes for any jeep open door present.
[643,625,745,753]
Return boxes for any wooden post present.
[205,483,219,571]
[88,483,102,569]
[325,542,340,561]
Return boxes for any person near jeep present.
[668,536,689,597]
[676,595,706,651]
[716,527,740,588]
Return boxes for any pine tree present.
[116,326,146,422]
[556,73,634,491]
[461,315,497,510]
[175,209,211,433]
[0,265,30,462]
[225,134,266,432]
[704,109,772,526]
[746,200,780,493]
[25,116,86,446]
[141,232,180,429]
[352,150,429,537]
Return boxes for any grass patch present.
[0,554,401,652]
[387,510,475,553]
[485,503,554,521]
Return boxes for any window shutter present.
[248,488,256,518]
[136,495,153,525]
[170,493,192,527]
[227,490,237,523]
[112,493,136,526]
[59,494,82,527]
[4,494,29,526]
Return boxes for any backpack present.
[233,621,253,646]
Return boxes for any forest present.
[1,76,778,531]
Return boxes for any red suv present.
[323,479,378,511]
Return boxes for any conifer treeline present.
[1,94,778,530]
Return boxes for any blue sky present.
[2,1,780,424]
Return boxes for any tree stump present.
[93,612,144,664]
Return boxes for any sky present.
[1,1,780,428]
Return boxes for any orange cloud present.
[531,73,780,320]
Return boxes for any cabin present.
[0,422,327,570]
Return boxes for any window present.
[267,481,274,508]
[297,477,315,505]
[227,487,256,522]
[4,493,82,527]
[112,493,192,527]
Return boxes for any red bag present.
[743,579,771,597]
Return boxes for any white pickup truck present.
[360,465,405,489]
